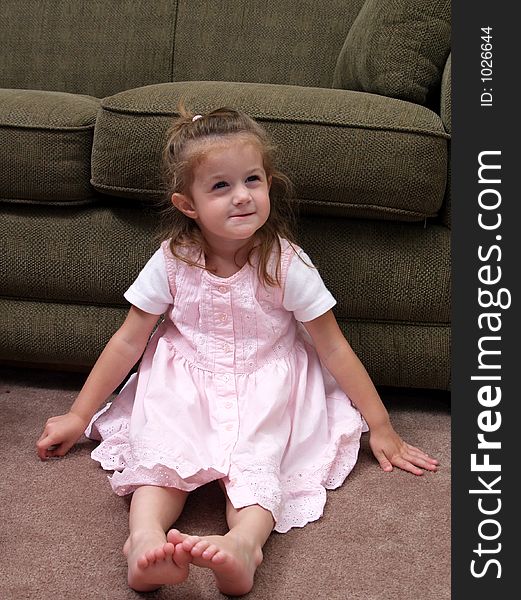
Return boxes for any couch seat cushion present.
[1,203,449,326]
[0,89,99,204]
[91,81,449,221]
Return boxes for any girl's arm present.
[304,310,438,475]
[36,306,159,460]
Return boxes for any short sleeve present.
[123,248,173,315]
[283,250,336,322]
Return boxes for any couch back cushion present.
[0,0,178,97]
[171,0,365,88]
[333,0,451,105]
[1,0,365,97]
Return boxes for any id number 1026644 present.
[481,27,493,107]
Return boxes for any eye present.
[212,181,228,190]
[246,175,261,183]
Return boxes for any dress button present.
[224,401,233,409]
[219,285,228,293]
[220,313,228,322]
[225,423,234,431]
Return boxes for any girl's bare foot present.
[167,528,262,596]
[124,530,191,592]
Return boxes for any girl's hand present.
[368,422,439,476]
[36,412,88,460]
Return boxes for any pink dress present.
[86,239,366,533]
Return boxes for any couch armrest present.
[0,89,99,205]
[440,53,451,134]
[439,54,451,228]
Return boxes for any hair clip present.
[192,114,203,122]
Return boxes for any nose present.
[233,184,252,205]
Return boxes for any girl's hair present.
[158,101,296,287]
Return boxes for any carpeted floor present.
[0,366,450,600]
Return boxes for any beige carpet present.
[0,366,450,600]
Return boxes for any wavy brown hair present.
[157,102,297,287]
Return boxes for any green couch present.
[0,0,451,390]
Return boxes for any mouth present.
[229,212,255,219]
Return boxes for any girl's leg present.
[125,485,190,592]
[169,490,274,596]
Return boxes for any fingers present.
[45,441,74,459]
[405,443,439,465]
[403,444,439,472]
[36,434,67,460]
[373,441,439,476]
[36,419,60,459]
[373,450,394,472]
[387,455,425,476]
[36,412,87,460]
[36,418,71,460]
[36,432,54,460]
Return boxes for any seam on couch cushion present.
[99,83,449,140]
[100,103,450,141]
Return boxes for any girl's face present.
[172,137,271,248]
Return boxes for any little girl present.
[37,106,438,595]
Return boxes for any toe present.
[137,554,149,569]
[191,540,211,557]
[174,544,192,568]
[163,542,175,557]
[167,528,186,545]
[211,550,227,565]
[153,546,166,561]
[201,544,220,560]
[182,535,202,552]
